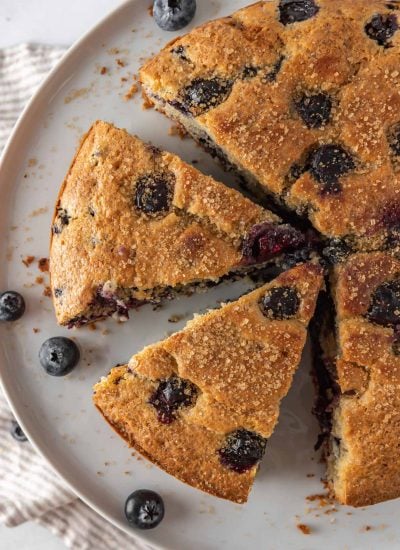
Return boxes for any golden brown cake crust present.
[140,0,400,249]
[49,121,279,326]
[331,252,400,506]
[93,263,323,503]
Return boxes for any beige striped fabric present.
[0,44,150,550]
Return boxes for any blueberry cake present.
[93,262,323,503]
[313,251,400,506]
[50,121,307,327]
[140,0,400,253]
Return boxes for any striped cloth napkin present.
[0,44,149,550]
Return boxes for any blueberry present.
[177,77,233,117]
[322,238,353,265]
[242,65,258,79]
[260,286,301,320]
[153,0,196,32]
[279,246,313,270]
[308,144,355,194]
[149,377,198,424]
[52,208,70,235]
[367,279,400,327]
[295,92,332,129]
[263,55,285,83]
[365,13,398,46]
[135,174,174,215]
[218,429,267,473]
[0,291,25,321]
[10,420,28,442]
[242,222,306,265]
[39,337,80,376]
[125,489,164,530]
[388,123,400,156]
[279,0,319,25]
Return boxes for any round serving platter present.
[0,1,399,548]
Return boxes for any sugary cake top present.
[140,0,400,248]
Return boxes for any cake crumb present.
[100,66,108,75]
[168,314,185,323]
[361,525,372,532]
[297,524,311,535]
[306,473,315,478]
[148,4,153,17]
[28,158,37,167]
[22,255,35,267]
[29,207,48,218]
[88,323,97,331]
[124,82,139,101]
[116,58,125,67]
[43,286,52,298]
[35,276,44,285]
[64,85,93,104]
[38,258,49,272]
[33,328,40,333]
[142,91,154,109]
[168,124,188,139]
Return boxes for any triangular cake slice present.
[140,0,400,254]
[93,262,323,503]
[312,252,400,506]
[50,121,307,327]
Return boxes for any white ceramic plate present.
[1,1,400,548]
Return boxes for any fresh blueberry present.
[177,77,233,117]
[365,13,398,46]
[39,337,80,376]
[153,0,196,32]
[242,222,306,265]
[218,429,267,473]
[295,92,332,129]
[149,377,198,424]
[279,246,313,270]
[10,420,28,442]
[279,0,319,26]
[125,490,164,530]
[135,174,174,215]
[367,279,400,327]
[308,144,355,194]
[260,286,301,320]
[0,291,25,321]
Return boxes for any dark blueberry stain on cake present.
[174,77,233,117]
[322,238,353,265]
[279,0,319,26]
[259,286,300,320]
[295,92,332,129]
[387,3,400,10]
[88,206,96,217]
[242,65,258,79]
[367,279,400,327]
[308,144,355,195]
[135,173,174,215]
[218,429,267,473]
[278,245,313,271]
[52,208,70,235]
[149,377,198,424]
[392,326,400,355]
[287,162,307,184]
[242,222,306,265]
[263,55,285,83]
[171,44,190,62]
[54,288,63,298]
[365,13,398,46]
[388,123,400,157]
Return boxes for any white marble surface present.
[0,2,122,547]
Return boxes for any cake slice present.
[93,262,323,503]
[50,121,307,328]
[313,251,400,506]
[140,0,400,254]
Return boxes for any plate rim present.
[0,1,168,546]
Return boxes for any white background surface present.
[0,2,121,548]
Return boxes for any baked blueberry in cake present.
[50,121,307,327]
[93,262,323,503]
[140,0,400,252]
[312,251,400,506]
